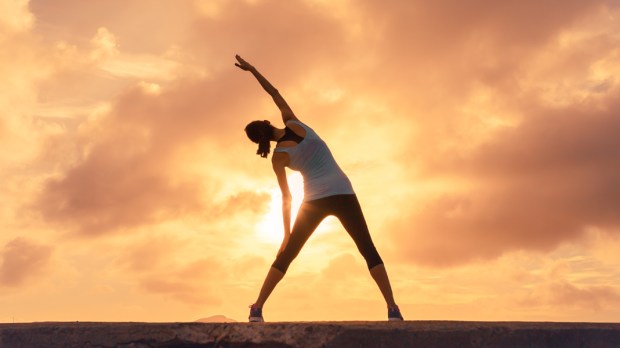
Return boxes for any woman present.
[235,55,403,322]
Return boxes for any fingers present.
[234,54,252,70]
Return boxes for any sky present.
[1,0,619,323]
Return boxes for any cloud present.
[34,59,277,236]
[189,0,351,81]
[512,255,620,313]
[524,281,620,311]
[390,91,620,266]
[33,0,344,238]
[90,27,118,61]
[0,7,52,163]
[215,191,270,218]
[359,0,610,75]
[364,0,620,267]
[115,235,190,273]
[137,258,221,305]
[110,233,226,305]
[0,238,53,287]
[30,0,196,54]
[37,145,207,236]
[0,0,33,36]
[0,2,63,241]
[345,0,618,135]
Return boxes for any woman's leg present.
[253,200,325,308]
[253,267,284,308]
[334,195,398,308]
[369,264,397,308]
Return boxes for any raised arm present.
[235,55,298,124]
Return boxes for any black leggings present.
[272,194,383,274]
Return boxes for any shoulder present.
[285,120,307,138]
[283,113,300,123]
[284,119,303,127]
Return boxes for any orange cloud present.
[519,281,620,312]
[390,91,620,266]
[34,67,275,236]
[0,238,53,287]
[137,258,222,306]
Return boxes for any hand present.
[234,54,254,71]
[277,233,290,255]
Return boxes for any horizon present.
[1,0,619,323]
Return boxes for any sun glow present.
[257,172,303,244]
[256,172,336,244]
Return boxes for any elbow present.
[282,192,292,204]
[282,200,292,211]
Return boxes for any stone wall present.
[1,321,619,347]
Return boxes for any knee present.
[271,259,288,274]
[367,258,384,270]
[272,250,297,274]
[361,246,383,270]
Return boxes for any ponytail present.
[244,120,275,159]
[257,137,271,158]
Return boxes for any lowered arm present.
[272,152,292,254]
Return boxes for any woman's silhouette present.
[235,55,403,322]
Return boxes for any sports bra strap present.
[277,127,304,144]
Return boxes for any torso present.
[274,122,306,166]
[272,120,354,201]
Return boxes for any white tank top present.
[274,120,355,201]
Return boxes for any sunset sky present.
[1,0,620,323]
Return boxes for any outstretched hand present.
[235,54,254,71]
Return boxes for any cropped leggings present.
[272,194,383,274]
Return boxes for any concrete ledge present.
[1,321,619,348]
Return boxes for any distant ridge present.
[194,315,237,323]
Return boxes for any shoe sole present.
[388,317,404,321]
[249,317,264,322]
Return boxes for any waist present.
[302,172,354,201]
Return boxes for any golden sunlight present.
[256,172,304,244]
[256,172,337,244]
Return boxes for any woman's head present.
[245,120,275,158]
